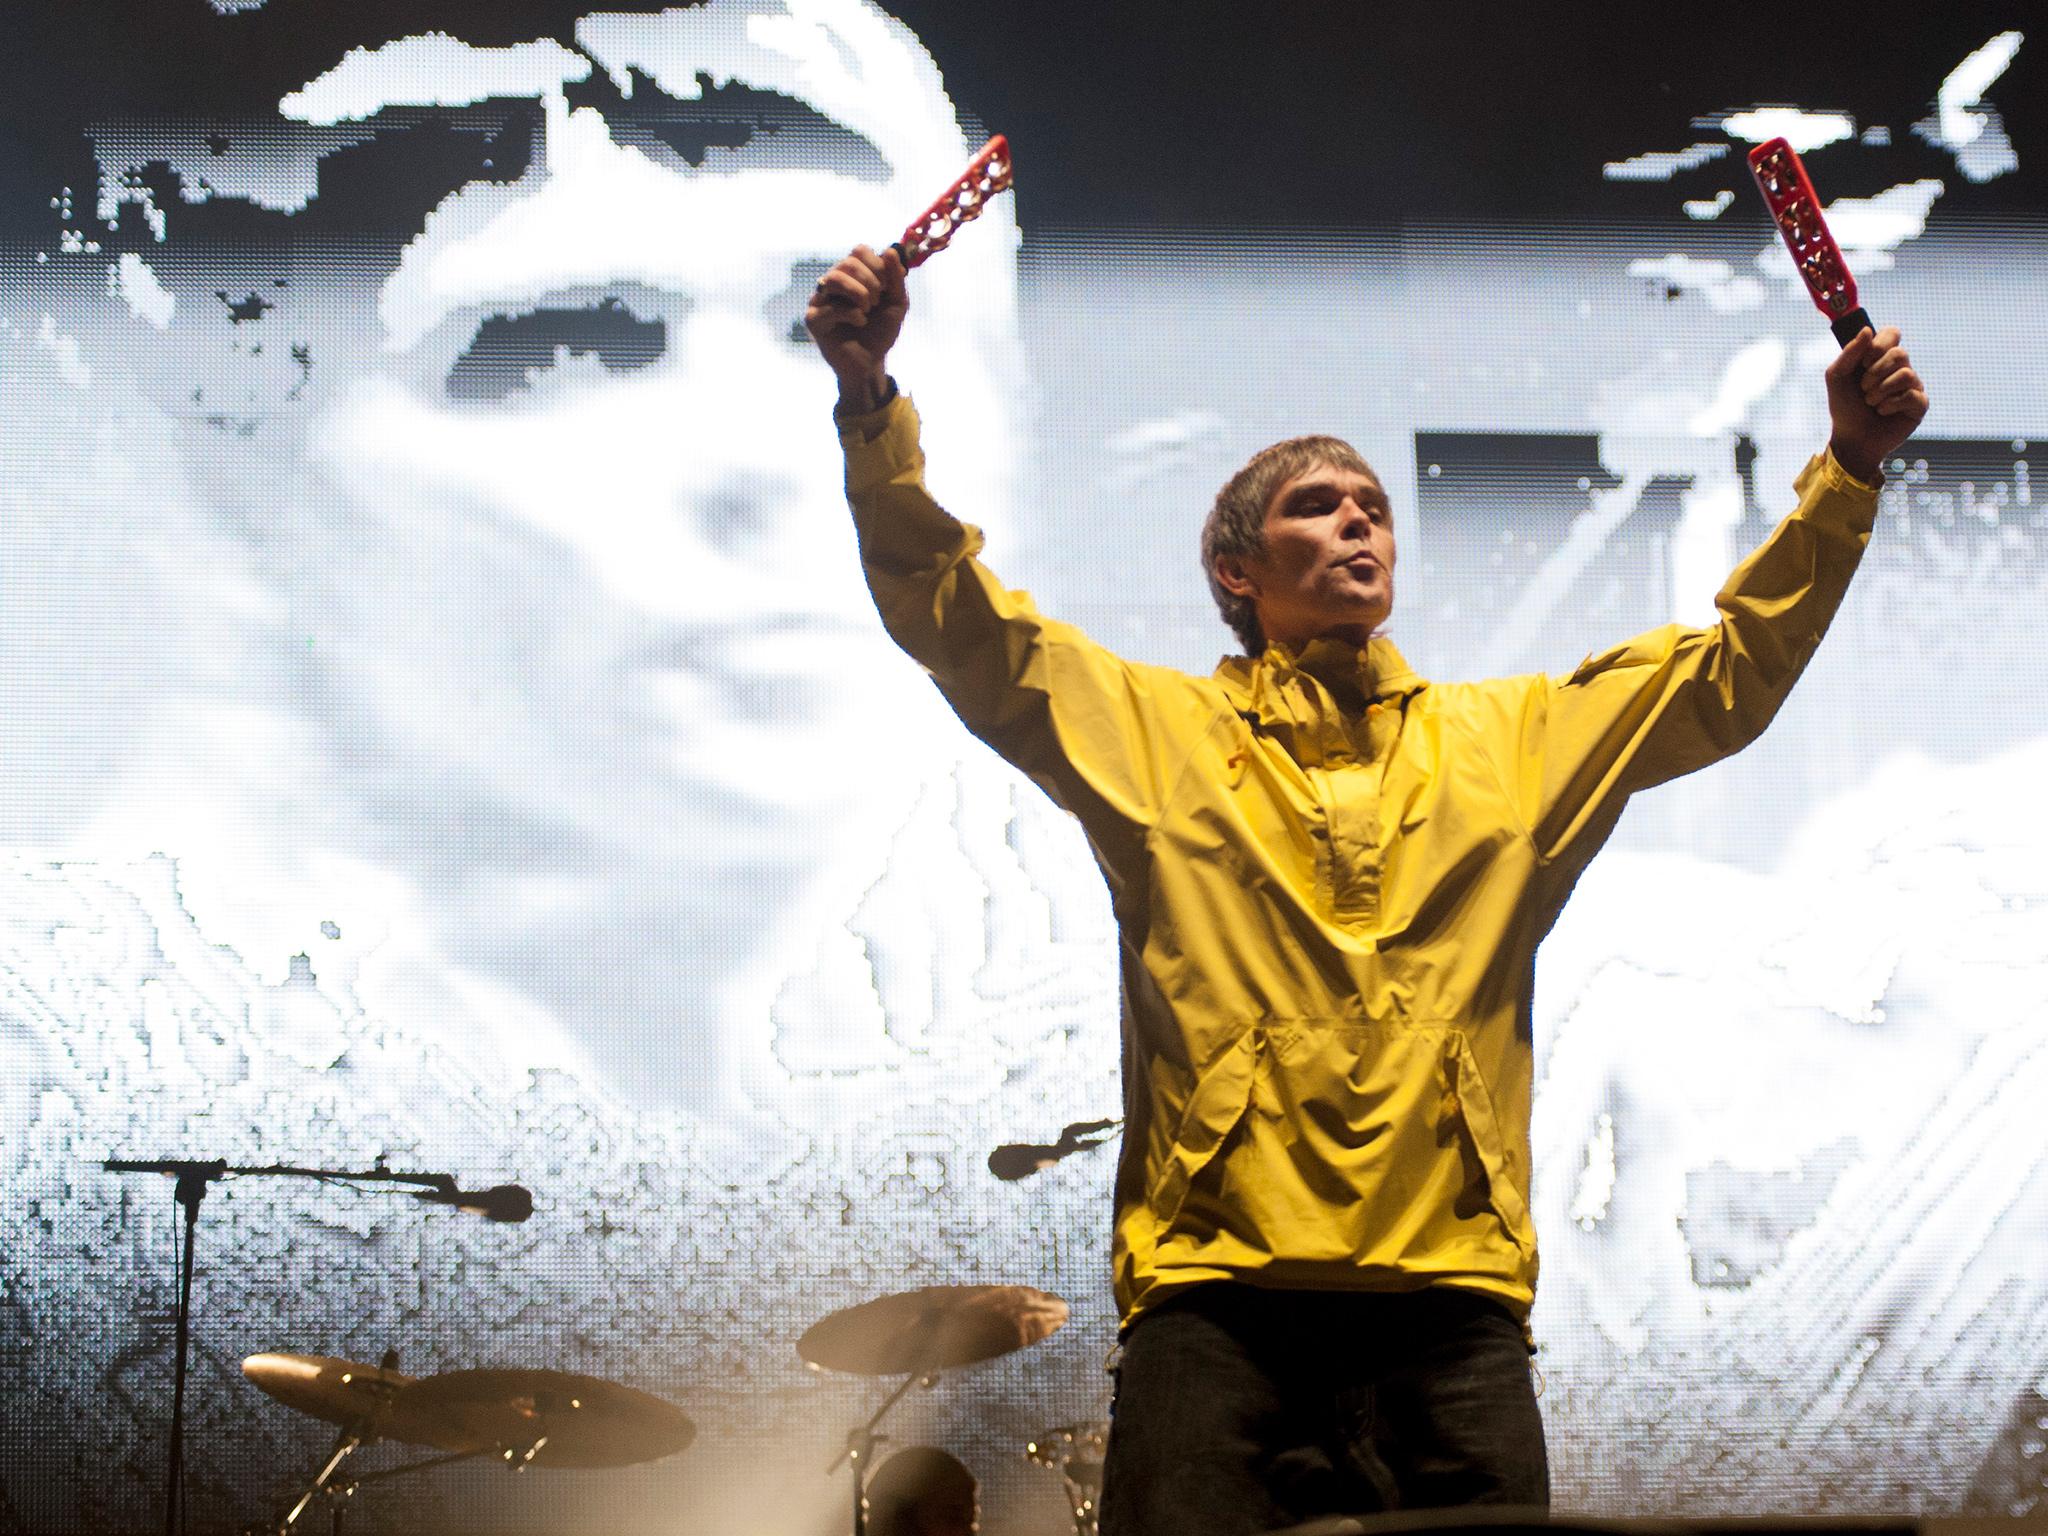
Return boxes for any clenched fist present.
[805,243,908,415]
[1826,325,1929,484]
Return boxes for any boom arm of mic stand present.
[103,1159,464,1196]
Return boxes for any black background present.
[4,0,2038,227]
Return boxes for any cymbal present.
[398,1368,695,1469]
[798,1284,1070,1376]
[241,1353,460,1448]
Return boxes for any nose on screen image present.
[0,5,2042,1534]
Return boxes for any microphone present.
[988,1143,1064,1181]
[415,1183,534,1222]
[987,1119,1120,1181]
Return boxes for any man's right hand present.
[805,243,908,415]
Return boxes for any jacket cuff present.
[1819,446,1884,496]
[832,375,900,432]
[838,390,922,493]
[1787,449,1881,541]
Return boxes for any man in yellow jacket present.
[807,244,1928,1533]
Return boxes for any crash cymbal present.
[798,1284,1070,1376]
[241,1353,464,1449]
[398,1369,695,1470]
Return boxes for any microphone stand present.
[100,1159,481,1536]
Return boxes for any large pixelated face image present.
[1,9,1067,1528]
[3,0,1021,1109]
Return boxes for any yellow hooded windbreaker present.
[840,392,1878,1331]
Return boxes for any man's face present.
[1221,462,1397,652]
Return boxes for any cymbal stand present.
[273,1347,403,1536]
[278,1442,501,1536]
[825,1366,938,1536]
[277,1425,366,1536]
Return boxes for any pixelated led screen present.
[1,4,2044,1533]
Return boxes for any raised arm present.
[803,246,1207,881]
[1500,326,1929,868]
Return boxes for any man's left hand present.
[1826,325,1929,484]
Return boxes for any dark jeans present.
[1098,1283,1548,1536]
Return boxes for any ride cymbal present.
[398,1368,695,1469]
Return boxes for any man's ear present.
[1213,555,1260,601]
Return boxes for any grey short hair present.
[1201,435,1377,656]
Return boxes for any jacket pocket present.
[1443,1034,1536,1261]
[1142,1025,1266,1229]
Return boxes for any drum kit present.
[245,1282,1110,1536]
[112,1133,1124,1535]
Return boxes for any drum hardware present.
[798,1285,1070,1536]
[1025,1420,1109,1536]
[823,1364,934,1536]
[274,1433,501,1536]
